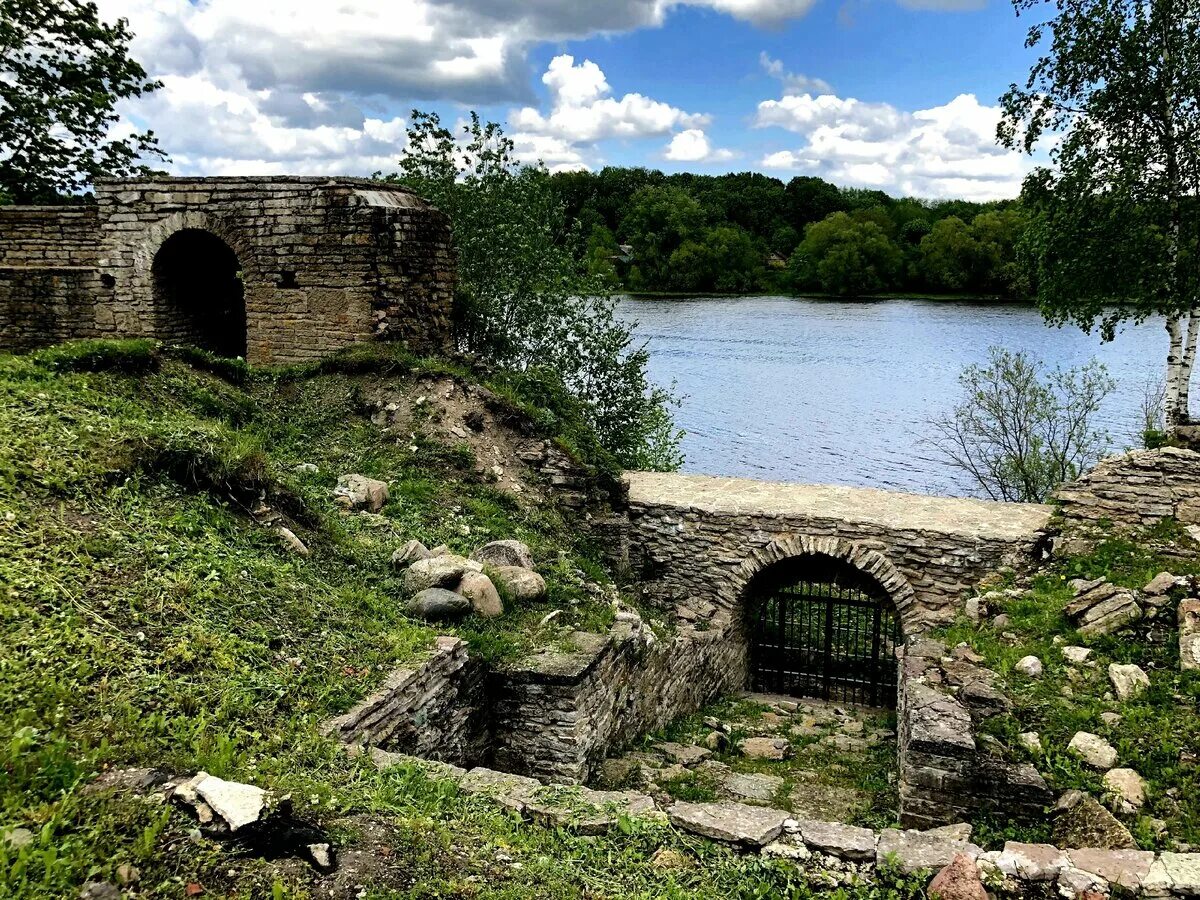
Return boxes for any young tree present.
[0,0,165,202]
[928,348,1115,502]
[789,212,903,296]
[389,111,681,471]
[999,0,1200,429]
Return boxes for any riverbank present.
[622,290,1031,303]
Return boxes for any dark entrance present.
[152,229,246,358]
[747,555,901,707]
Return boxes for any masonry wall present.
[0,177,455,365]
[897,640,1052,828]
[491,621,747,783]
[623,500,1045,631]
[1055,447,1200,532]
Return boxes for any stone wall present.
[323,636,489,767]
[0,177,455,365]
[897,639,1052,829]
[491,620,747,783]
[1055,447,1200,533]
[621,472,1052,632]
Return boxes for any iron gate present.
[747,557,901,707]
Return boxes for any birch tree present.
[999,0,1200,431]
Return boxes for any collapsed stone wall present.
[897,639,1052,829]
[491,620,746,783]
[1055,447,1200,533]
[0,176,455,365]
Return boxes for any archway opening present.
[152,229,246,358]
[745,554,901,707]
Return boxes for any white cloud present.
[755,90,1031,200]
[665,129,737,163]
[759,52,832,96]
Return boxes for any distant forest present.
[549,169,1029,298]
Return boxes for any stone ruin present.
[0,176,455,364]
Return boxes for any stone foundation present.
[1055,447,1200,532]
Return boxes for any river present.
[619,295,1170,498]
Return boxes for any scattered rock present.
[667,800,787,848]
[1018,732,1043,754]
[1062,645,1093,665]
[1067,732,1118,770]
[875,829,982,874]
[402,554,482,593]
[992,613,1012,630]
[1108,663,1150,701]
[737,736,790,760]
[293,462,319,475]
[1066,580,1142,638]
[1102,768,1147,813]
[405,588,472,621]
[458,571,504,618]
[1180,600,1200,671]
[1015,655,1044,678]
[655,743,711,767]
[471,539,534,569]
[994,842,1069,881]
[1144,572,1180,596]
[334,474,389,512]
[79,883,121,900]
[275,525,309,556]
[1056,866,1108,897]
[1053,795,1137,850]
[1157,852,1200,895]
[390,539,431,568]
[490,565,547,602]
[2,827,33,850]
[1100,711,1123,728]
[925,823,973,842]
[525,787,656,835]
[927,853,987,900]
[458,767,541,812]
[724,772,784,803]
[191,773,269,832]
[797,819,877,861]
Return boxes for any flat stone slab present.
[876,829,982,874]
[797,819,878,861]
[995,842,1069,882]
[192,774,267,832]
[1068,848,1156,890]
[524,787,657,835]
[724,772,784,802]
[1158,852,1200,895]
[624,471,1051,542]
[458,767,542,811]
[668,800,788,848]
[655,742,711,766]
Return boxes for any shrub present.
[33,339,160,374]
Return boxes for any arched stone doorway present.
[746,554,901,707]
[151,229,246,358]
[731,535,918,708]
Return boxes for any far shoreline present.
[618,290,1032,304]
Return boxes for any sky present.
[96,0,1046,201]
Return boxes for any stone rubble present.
[470,539,535,569]
[1068,731,1119,770]
[1065,578,1143,638]
[667,800,788,848]
[1180,599,1200,671]
[1108,663,1151,701]
[334,474,390,513]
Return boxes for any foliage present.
[788,212,904,297]
[927,347,1115,501]
[388,112,681,471]
[0,0,166,202]
[999,0,1200,424]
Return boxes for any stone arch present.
[143,215,251,357]
[729,534,920,637]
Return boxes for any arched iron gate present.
[747,555,901,707]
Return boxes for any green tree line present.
[551,169,1032,298]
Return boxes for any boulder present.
[79,884,121,900]
[405,588,472,621]
[737,736,791,760]
[927,853,987,900]
[403,554,481,594]
[1015,655,1044,678]
[1156,853,1200,895]
[1053,795,1137,850]
[489,566,546,602]
[391,539,431,569]
[1180,600,1200,671]
[1108,663,1150,700]
[471,539,535,570]
[1102,768,1147,813]
[1067,731,1118,769]
[876,829,982,874]
[334,474,389,512]
[458,571,504,618]
[171,773,268,832]
[667,800,788,848]
[797,819,877,861]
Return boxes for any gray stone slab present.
[458,767,542,811]
[995,842,1069,882]
[876,829,982,874]
[724,772,784,802]
[667,800,788,848]
[797,819,878,861]
[1160,853,1200,896]
[524,786,657,835]
[1067,849,1156,890]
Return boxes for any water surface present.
[620,295,1168,497]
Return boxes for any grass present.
[934,524,1200,849]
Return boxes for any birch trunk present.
[1178,307,1200,423]
[1166,315,1188,430]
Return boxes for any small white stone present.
[1068,731,1118,770]
[1061,645,1092,665]
[1016,655,1044,678]
[1108,663,1150,701]
[1018,732,1043,754]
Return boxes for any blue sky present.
[100,0,1046,200]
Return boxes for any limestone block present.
[994,842,1069,881]
[875,829,982,874]
[1180,600,1200,671]
[1068,732,1118,770]
[796,819,878,861]
[471,539,534,569]
[1067,848,1156,890]
[667,800,788,848]
[403,555,482,594]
